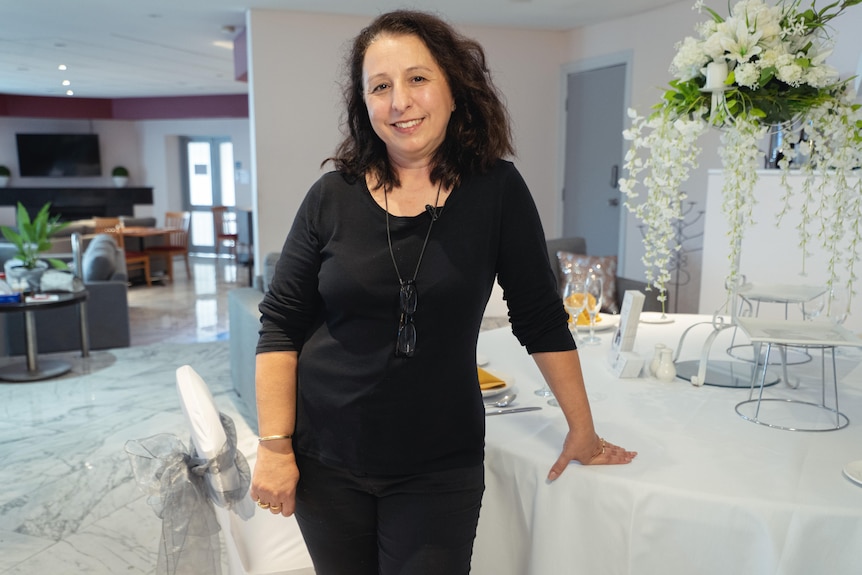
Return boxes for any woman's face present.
[362,33,454,170]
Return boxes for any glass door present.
[181,137,235,255]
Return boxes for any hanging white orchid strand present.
[620,109,706,305]
[716,115,766,294]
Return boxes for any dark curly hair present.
[326,10,514,191]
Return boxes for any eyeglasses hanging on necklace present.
[384,183,442,358]
[396,279,418,357]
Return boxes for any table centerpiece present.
[619,0,862,313]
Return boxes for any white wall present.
[0,116,251,228]
[0,117,141,225]
[135,118,252,224]
[246,9,568,266]
[6,1,862,303]
[563,0,862,313]
[242,5,718,311]
[564,2,710,313]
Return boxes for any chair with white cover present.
[176,365,315,575]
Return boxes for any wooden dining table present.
[472,314,862,575]
[113,225,180,253]
[115,225,180,239]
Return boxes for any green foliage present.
[0,203,70,270]
[111,166,129,177]
[659,0,862,130]
[0,165,10,177]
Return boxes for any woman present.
[251,10,636,574]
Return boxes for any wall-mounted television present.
[15,133,102,177]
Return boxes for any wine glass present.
[582,273,604,345]
[800,291,825,321]
[825,286,849,324]
[563,277,587,343]
[538,276,586,399]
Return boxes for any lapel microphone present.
[425,205,440,221]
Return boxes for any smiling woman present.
[361,34,455,176]
[251,10,635,575]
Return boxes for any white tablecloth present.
[472,315,862,575]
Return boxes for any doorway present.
[180,137,235,255]
[562,61,628,258]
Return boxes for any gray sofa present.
[228,252,279,432]
[3,234,131,354]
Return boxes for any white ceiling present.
[0,0,679,99]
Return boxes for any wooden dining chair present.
[95,218,153,287]
[211,206,238,259]
[144,211,191,281]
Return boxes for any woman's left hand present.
[547,431,637,481]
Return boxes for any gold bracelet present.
[258,434,293,443]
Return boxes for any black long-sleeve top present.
[258,160,574,475]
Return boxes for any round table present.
[0,290,89,382]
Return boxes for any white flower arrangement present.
[620,0,862,311]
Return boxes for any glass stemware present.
[800,291,825,321]
[825,286,849,325]
[582,273,604,345]
[538,275,586,399]
[563,277,587,344]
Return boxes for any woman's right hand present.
[250,440,300,517]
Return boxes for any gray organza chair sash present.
[125,413,251,575]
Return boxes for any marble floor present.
[0,256,254,574]
[0,256,509,574]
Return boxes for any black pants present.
[294,453,484,575]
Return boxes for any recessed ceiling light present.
[212,40,234,50]
[62,80,71,86]
[58,64,67,71]
[66,89,74,96]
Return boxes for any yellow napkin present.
[477,367,506,391]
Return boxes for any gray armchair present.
[4,233,131,354]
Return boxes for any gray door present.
[563,64,626,256]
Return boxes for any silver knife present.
[486,406,542,416]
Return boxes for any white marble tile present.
[0,257,505,574]
[0,337,240,574]
[0,529,54,572]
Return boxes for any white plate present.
[843,460,862,486]
[575,313,620,333]
[480,368,514,398]
[639,312,675,324]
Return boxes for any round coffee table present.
[0,290,89,382]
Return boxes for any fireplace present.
[1,187,153,221]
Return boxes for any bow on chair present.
[125,413,251,575]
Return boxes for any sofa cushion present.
[82,234,118,281]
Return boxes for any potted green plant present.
[111,166,129,187]
[1,202,69,292]
[0,165,10,187]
